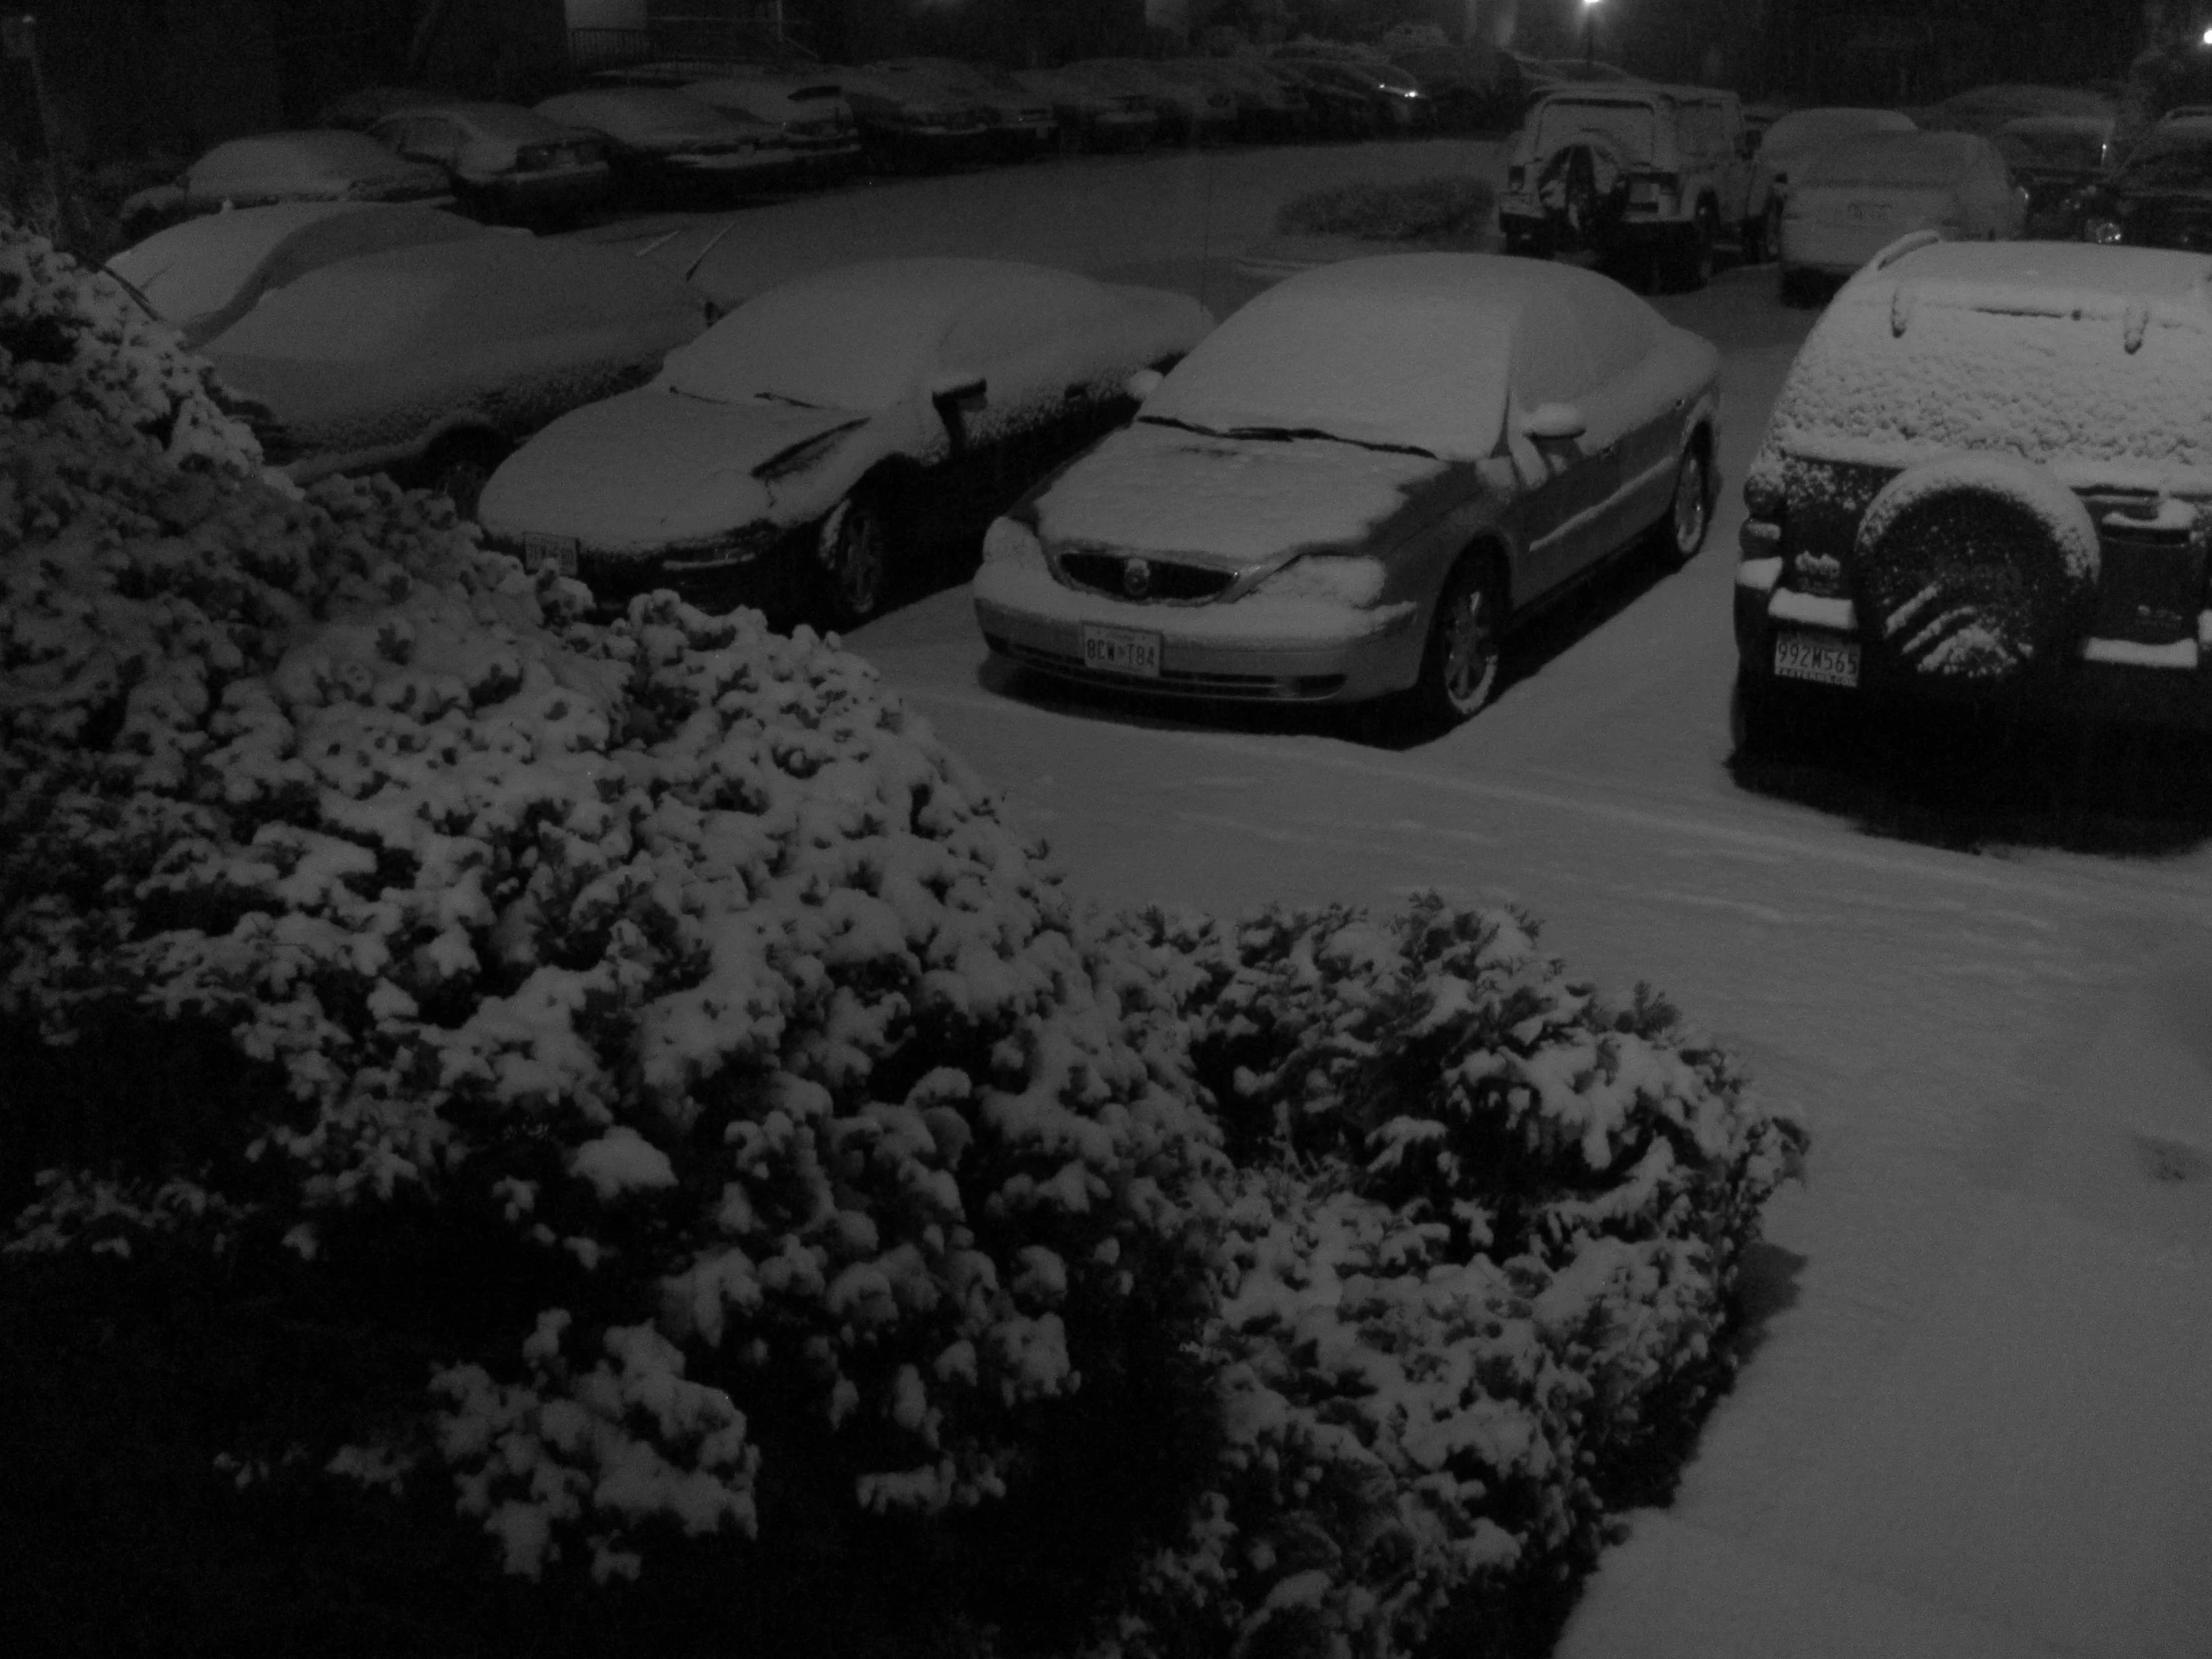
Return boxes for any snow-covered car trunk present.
[1780,181,1967,272]
[1736,239,2212,731]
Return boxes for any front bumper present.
[973,557,1422,705]
[1733,566,2212,730]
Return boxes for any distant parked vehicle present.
[1009,66,1161,151]
[1993,114,2115,238]
[533,89,794,199]
[1734,238,2212,751]
[1155,57,1307,142]
[2078,117,2212,252]
[110,204,708,512]
[972,254,1720,727]
[477,258,1210,629]
[316,86,448,131]
[107,201,480,349]
[1924,82,2113,137]
[866,59,1058,157]
[591,61,861,180]
[1777,131,2025,304]
[368,101,610,224]
[1063,59,1238,145]
[816,64,992,165]
[121,132,449,232]
[1271,48,1434,133]
[1390,43,1525,132]
[1750,107,1918,260]
[1498,83,1757,290]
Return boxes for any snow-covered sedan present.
[1749,106,1918,257]
[156,211,708,509]
[972,254,1720,726]
[119,132,450,234]
[367,100,610,224]
[1735,237,2212,749]
[533,89,794,198]
[476,259,1211,627]
[1777,130,2025,302]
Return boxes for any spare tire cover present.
[1852,452,2098,682]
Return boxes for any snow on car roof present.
[658,258,1123,413]
[399,101,580,142]
[190,131,417,191]
[1766,242,2212,491]
[1141,254,1582,462]
[535,89,745,143]
[108,203,485,343]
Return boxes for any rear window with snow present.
[1801,132,1981,188]
[1767,261,2212,491]
[1761,108,1913,164]
[191,132,412,194]
[1534,98,1656,160]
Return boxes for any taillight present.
[1740,467,1786,561]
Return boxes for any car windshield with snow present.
[1734,237,2212,747]
[1777,131,2025,302]
[154,207,707,509]
[972,254,1721,727]
[475,258,1211,628]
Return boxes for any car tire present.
[1652,442,1713,569]
[422,432,507,521]
[1410,555,1503,728]
[1668,204,1718,291]
[1851,455,2099,685]
[817,484,896,631]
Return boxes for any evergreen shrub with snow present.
[2,220,1801,1657]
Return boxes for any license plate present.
[1774,631,1860,688]
[1080,623,1162,679]
[523,533,578,578]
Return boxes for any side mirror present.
[928,370,987,411]
[1521,401,1586,441]
[1125,366,1164,401]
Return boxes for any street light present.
[1583,0,1603,71]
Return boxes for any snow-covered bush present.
[0,218,1223,1602]
[1092,902,1804,1659]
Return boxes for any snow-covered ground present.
[581,142,2212,1656]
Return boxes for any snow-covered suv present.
[1734,234,2212,746]
[1497,83,1755,289]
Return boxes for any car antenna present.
[682,219,740,283]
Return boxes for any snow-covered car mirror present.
[927,370,987,410]
[1522,401,1587,440]
[1125,366,1164,401]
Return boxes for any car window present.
[1562,280,1653,385]
[1511,292,1596,407]
[1534,97,1655,160]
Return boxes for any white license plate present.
[1774,631,1861,688]
[1080,623,1162,679]
[524,533,578,577]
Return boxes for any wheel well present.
[1455,538,1511,615]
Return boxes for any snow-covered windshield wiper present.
[1138,413,1435,459]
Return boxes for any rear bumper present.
[1733,570,2212,730]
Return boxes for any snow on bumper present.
[973,557,1422,703]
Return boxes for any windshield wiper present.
[1139,413,1434,459]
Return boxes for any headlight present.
[981,517,1044,569]
[1254,555,1387,606]
[2087,217,2124,245]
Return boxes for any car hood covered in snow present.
[478,385,865,553]
[1033,419,1450,569]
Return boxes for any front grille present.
[1056,551,1235,603]
[987,636,1345,701]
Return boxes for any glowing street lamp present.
[1583,0,1603,70]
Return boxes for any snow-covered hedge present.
[1092,903,1803,1659]
[3,221,1801,1655]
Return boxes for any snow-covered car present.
[1777,131,2026,302]
[186,224,708,510]
[1268,49,1433,134]
[532,89,794,197]
[1749,107,1918,257]
[1498,84,1756,289]
[476,259,1211,627]
[817,65,992,163]
[865,59,1059,157]
[120,132,450,232]
[1390,44,1524,132]
[1733,237,2212,747]
[107,201,482,349]
[1925,82,2113,138]
[972,254,1720,726]
[1007,67,1159,150]
[368,101,611,224]
[1060,60,1239,146]
[2078,118,2212,252]
[592,62,862,179]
